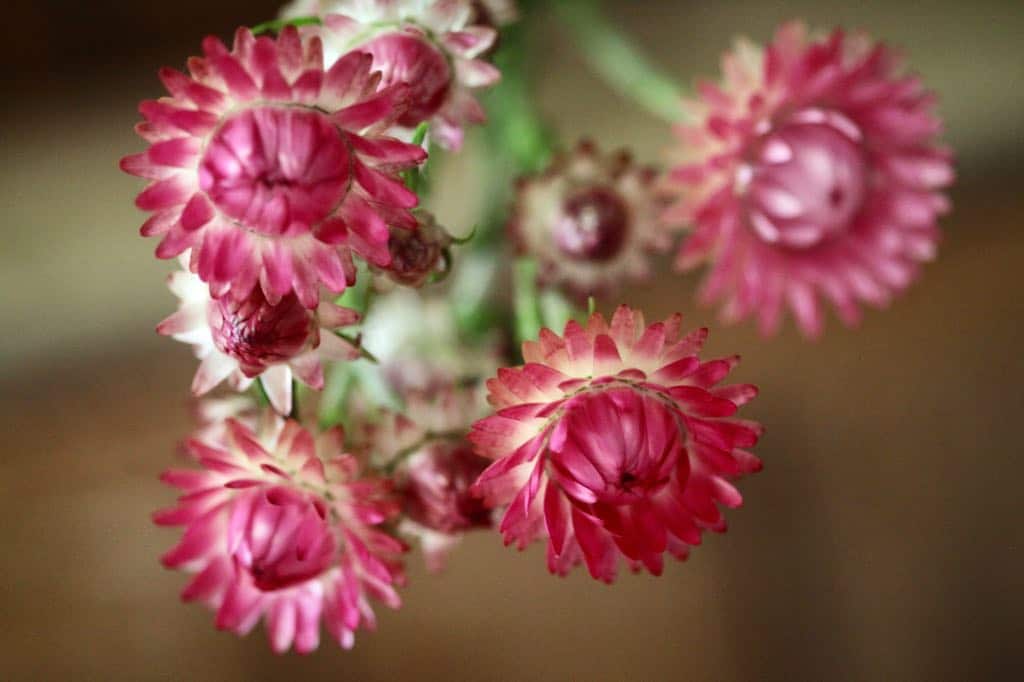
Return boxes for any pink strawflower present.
[377,211,454,288]
[511,140,670,300]
[397,444,493,571]
[157,261,361,415]
[469,306,762,582]
[121,26,426,308]
[283,1,501,149]
[353,385,493,571]
[663,22,953,337]
[155,415,406,652]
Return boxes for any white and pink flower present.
[122,25,426,308]
[157,262,361,415]
[511,140,670,300]
[283,1,502,149]
[662,22,953,337]
[155,415,406,652]
[470,306,762,582]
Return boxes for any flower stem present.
[513,258,543,346]
[552,0,684,123]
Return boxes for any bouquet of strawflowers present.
[122,0,952,653]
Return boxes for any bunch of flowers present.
[123,0,951,653]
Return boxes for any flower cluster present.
[122,3,951,656]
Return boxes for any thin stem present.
[513,258,543,346]
[552,0,684,123]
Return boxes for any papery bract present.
[157,261,361,414]
[662,21,953,337]
[470,306,762,582]
[511,140,670,300]
[283,1,501,149]
[155,415,406,652]
[121,25,426,308]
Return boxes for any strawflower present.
[511,140,670,300]
[122,25,426,307]
[155,415,406,652]
[158,261,361,414]
[663,21,953,336]
[470,306,762,582]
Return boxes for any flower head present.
[377,211,453,287]
[352,385,493,570]
[155,415,406,652]
[663,22,953,337]
[284,1,501,149]
[121,25,427,308]
[157,261,361,414]
[469,306,762,582]
[511,140,670,300]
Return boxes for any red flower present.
[470,306,762,582]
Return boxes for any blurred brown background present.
[2,1,1023,680]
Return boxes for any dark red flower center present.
[198,106,351,236]
[743,108,868,249]
[209,290,317,375]
[548,388,684,505]
[362,31,452,127]
[554,186,631,262]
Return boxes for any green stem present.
[513,258,543,345]
[552,0,684,123]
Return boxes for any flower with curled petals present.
[121,25,426,308]
[157,262,361,415]
[469,306,762,582]
[283,1,501,149]
[662,21,953,337]
[511,139,670,300]
[154,415,406,652]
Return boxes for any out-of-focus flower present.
[663,21,953,337]
[353,386,493,570]
[469,306,762,582]
[121,26,426,308]
[511,140,670,300]
[282,1,501,149]
[158,262,360,414]
[154,416,406,652]
[377,212,454,288]
[398,444,492,570]
[472,0,518,27]
[360,288,504,394]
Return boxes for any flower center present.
[198,106,351,236]
[362,31,452,127]
[231,488,336,592]
[548,387,683,505]
[554,187,630,262]
[209,290,317,375]
[741,108,868,249]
